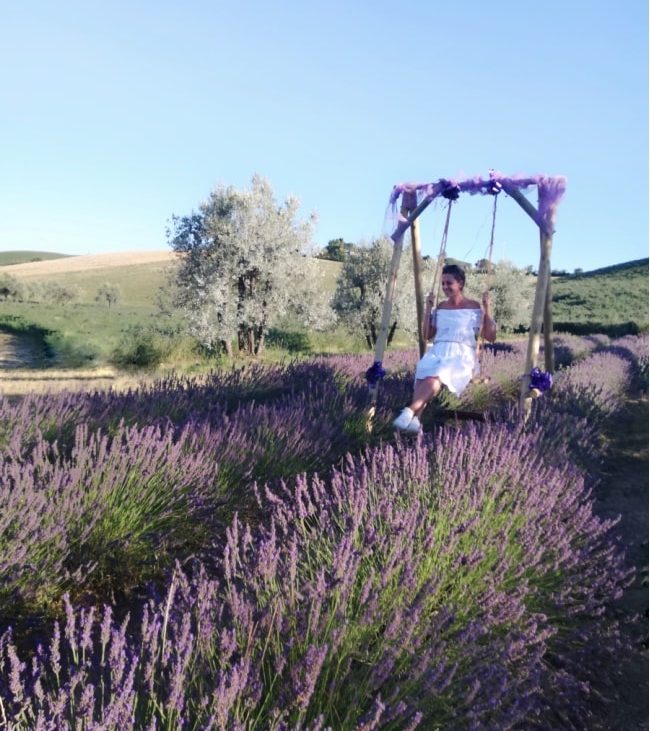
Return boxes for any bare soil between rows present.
[593,397,649,730]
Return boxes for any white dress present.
[414,308,482,395]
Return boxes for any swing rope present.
[474,189,499,379]
[430,197,455,309]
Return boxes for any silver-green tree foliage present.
[42,281,77,306]
[465,260,534,332]
[95,282,121,308]
[0,274,23,301]
[168,175,315,356]
[332,237,435,348]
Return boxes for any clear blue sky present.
[1,0,647,272]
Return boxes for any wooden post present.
[367,231,407,430]
[519,206,557,417]
[410,215,426,358]
[500,183,540,227]
[543,271,555,373]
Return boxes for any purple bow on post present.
[529,367,553,392]
[441,181,461,201]
[365,360,386,387]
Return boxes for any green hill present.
[0,251,71,266]
[0,253,344,367]
[552,258,648,336]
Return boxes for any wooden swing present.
[366,171,567,426]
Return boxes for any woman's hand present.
[426,291,436,308]
[480,291,497,342]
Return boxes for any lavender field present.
[0,333,647,730]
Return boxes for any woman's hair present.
[442,263,466,288]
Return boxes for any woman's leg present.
[409,377,442,417]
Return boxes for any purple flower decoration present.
[441,181,461,200]
[529,367,553,392]
[365,360,386,387]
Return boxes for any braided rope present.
[475,193,499,376]
[431,199,454,311]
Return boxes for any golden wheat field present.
[2,250,177,277]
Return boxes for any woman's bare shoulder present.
[464,299,482,309]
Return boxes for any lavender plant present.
[0,421,219,614]
[600,333,649,392]
[1,422,630,729]
[1,378,376,615]
[1,335,645,728]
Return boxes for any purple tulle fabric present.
[386,171,567,242]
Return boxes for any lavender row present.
[2,334,644,458]
[0,361,364,455]
[0,421,630,729]
[0,383,374,617]
[2,336,644,614]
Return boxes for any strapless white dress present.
[415,308,482,395]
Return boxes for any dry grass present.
[0,367,157,396]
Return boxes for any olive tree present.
[42,281,77,306]
[465,260,534,332]
[332,237,435,348]
[95,282,121,308]
[0,274,23,301]
[284,256,338,333]
[167,175,316,356]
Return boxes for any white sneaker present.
[392,407,414,430]
[403,416,422,435]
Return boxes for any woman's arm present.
[480,292,497,343]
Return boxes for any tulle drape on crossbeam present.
[384,172,567,241]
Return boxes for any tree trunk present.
[254,326,265,355]
[387,320,398,346]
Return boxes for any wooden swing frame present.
[369,172,567,420]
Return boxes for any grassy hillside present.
[0,253,345,368]
[0,251,70,266]
[30,261,175,307]
[552,258,648,336]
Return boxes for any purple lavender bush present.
[549,350,632,424]
[599,333,649,392]
[0,421,220,615]
[0,423,630,729]
[1,377,381,616]
[0,361,375,460]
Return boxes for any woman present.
[393,264,497,434]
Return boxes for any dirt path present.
[594,397,649,729]
[0,331,44,369]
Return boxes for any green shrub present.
[110,326,167,369]
[47,332,99,367]
[266,327,312,353]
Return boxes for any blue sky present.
[1,0,647,272]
